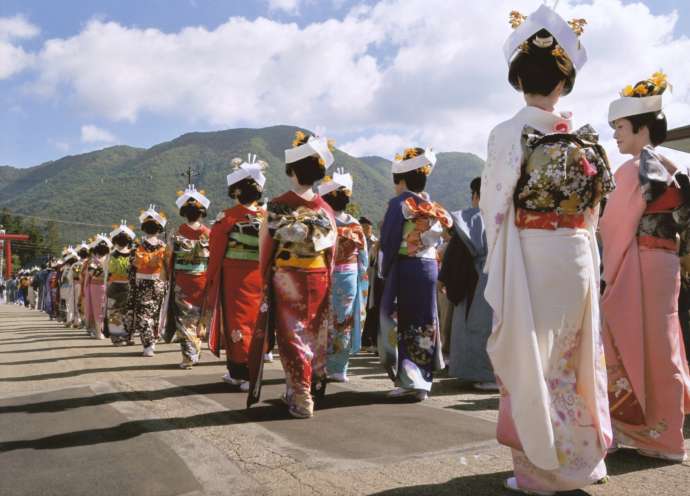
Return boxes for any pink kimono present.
[600,157,690,458]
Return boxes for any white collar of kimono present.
[518,105,573,134]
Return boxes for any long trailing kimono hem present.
[480,106,611,475]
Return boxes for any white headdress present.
[608,71,669,126]
[62,245,79,261]
[318,168,353,196]
[78,241,89,251]
[226,154,268,189]
[504,5,587,71]
[89,233,113,249]
[175,184,211,210]
[285,132,335,169]
[109,220,136,240]
[138,204,167,228]
[391,148,437,175]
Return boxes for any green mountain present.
[358,152,485,213]
[0,126,485,245]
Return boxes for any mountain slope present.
[0,127,485,244]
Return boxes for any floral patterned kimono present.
[600,147,690,459]
[104,248,132,344]
[247,191,336,416]
[128,239,168,348]
[65,260,83,327]
[83,256,106,334]
[59,263,75,323]
[480,106,614,492]
[164,223,210,364]
[379,192,451,392]
[201,204,264,380]
[326,214,369,378]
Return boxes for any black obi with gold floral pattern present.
[514,125,615,216]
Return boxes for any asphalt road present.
[1,304,689,495]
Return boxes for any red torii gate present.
[0,232,30,279]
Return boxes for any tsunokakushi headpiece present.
[62,246,78,262]
[139,204,167,228]
[608,71,670,126]
[504,5,587,70]
[109,220,136,240]
[391,147,437,175]
[89,233,113,249]
[175,184,211,210]
[318,168,353,196]
[285,131,335,170]
[226,154,268,189]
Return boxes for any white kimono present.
[480,106,611,490]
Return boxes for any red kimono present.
[201,204,264,380]
[247,191,336,415]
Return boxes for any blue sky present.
[1,0,690,167]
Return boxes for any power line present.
[0,210,111,228]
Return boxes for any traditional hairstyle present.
[393,147,430,193]
[470,177,481,197]
[285,131,333,185]
[508,29,576,96]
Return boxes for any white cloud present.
[0,15,38,79]
[267,0,302,14]
[17,1,690,165]
[0,15,40,41]
[340,132,414,158]
[80,124,117,144]
[48,139,70,153]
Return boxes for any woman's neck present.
[335,210,348,220]
[185,220,201,229]
[524,93,558,112]
[240,201,258,210]
[144,234,159,244]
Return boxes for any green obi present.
[108,254,130,279]
[225,232,259,261]
[397,219,416,256]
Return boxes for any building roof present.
[662,125,690,153]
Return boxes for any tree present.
[345,201,361,218]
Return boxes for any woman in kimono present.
[479,6,614,494]
[201,156,267,390]
[128,205,168,357]
[318,169,368,382]
[439,178,496,390]
[84,234,111,339]
[104,222,136,346]
[379,147,451,401]
[247,131,337,419]
[166,186,211,369]
[601,72,690,462]
[71,242,89,328]
[59,247,79,326]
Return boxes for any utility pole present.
[181,165,200,187]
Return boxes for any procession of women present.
[4,4,690,494]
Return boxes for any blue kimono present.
[326,214,369,377]
[378,191,449,392]
[445,208,494,382]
